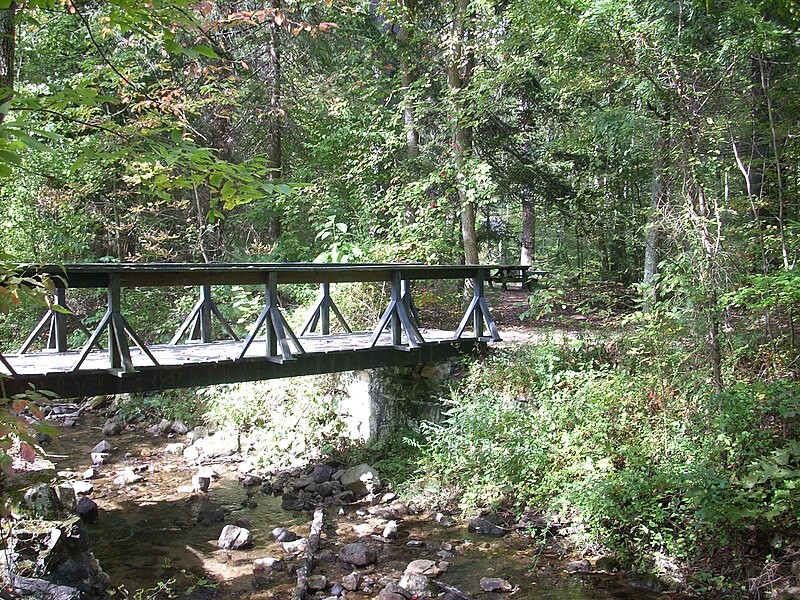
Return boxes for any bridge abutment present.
[338,361,452,442]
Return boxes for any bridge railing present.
[2,263,502,375]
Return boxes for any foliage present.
[410,334,800,592]
[198,375,347,468]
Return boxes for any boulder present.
[101,418,123,437]
[565,559,591,573]
[479,577,513,592]
[23,483,59,518]
[397,573,435,598]
[404,559,441,577]
[308,574,328,591]
[76,496,98,523]
[467,516,505,536]
[270,527,299,543]
[377,582,412,599]
[90,440,112,454]
[382,520,399,540]
[341,572,360,591]
[217,525,252,550]
[187,426,209,443]
[171,420,190,435]
[311,464,335,484]
[339,464,381,498]
[339,542,377,566]
[253,557,285,573]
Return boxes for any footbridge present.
[0,263,503,398]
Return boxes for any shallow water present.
[50,416,681,599]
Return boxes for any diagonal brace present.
[171,284,239,344]
[369,272,425,348]
[238,272,304,361]
[300,282,352,336]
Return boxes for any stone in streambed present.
[565,559,591,573]
[404,559,441,577]
[217,525,252,550]
[467,516,505,535]
[398,573,435,598]
[270,527,299,543]
[339,542,377,566]
[101,418,123,436]
[91,440,112,454]
[377,582,412,599]
[253,557,285,573]
[76,496,99,523]
[308,574,328,591]
[479,577,514,592]
[339,464,381,498]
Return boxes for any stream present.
[48,413,686,599]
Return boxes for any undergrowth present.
[405,327,800,597]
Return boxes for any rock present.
[292,475,315,489]
[282,538,307,554]
[90,440,112,454]
[165,442,186,455]
[192,474,211,493]
[332,469,345,481]
[90,453,108,466]
[172,420,190,435]
[147,419,173,437]
[308,574,328,591]
[432,512,456,527]
[342,572,360,591]
[54,483,77,513]
[270,527,299,543]
[23,483,59,518]
[217,525,252,550]
[406,540,425,549]
[113,468,143,486]
[339,542,377,566]
[311,464,335,483]
[70,481,94,496]
[194,430,239,458]
[382,520,399,540]
[336,490,355,504]
[339,464,381,498]
[467,516,505,536]
[398,573,435,598]
[11,575,82,600]
[82,468,95,480]
[253,557,285,573]
[377,581,412,599]
[241,474,262,487]
[76,496,99,523]
[404,559,441,577]
[281,493,305,512]
[187,425,209,443]
[479,577,513,592]
[101,418,123,437]
[330,582,345,596]
[565,559,591,573]
[235,518,252,529]
[183,445,200,462]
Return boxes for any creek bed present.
[50,415,684,599]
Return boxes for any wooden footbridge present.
[0,263,503,398]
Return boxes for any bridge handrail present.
[19,262,503,288]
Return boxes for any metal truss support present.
[300,282,352,336]
[454,269,500,342]
[171,284,239,344]
[18,288,91,354]
[369,271,425,349]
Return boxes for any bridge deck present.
[1,263,511,398]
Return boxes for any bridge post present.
[72,274,159,372]
[369,271,425,348]
[171,285,239,345]
[238,271,304,361]
[453,268,501,342]
[300,282,352,336]
[18,287,91,354]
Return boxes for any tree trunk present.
[266,0,283,243]
[0,3,16,125]
[397,0,418,225]
[643,120,668,312]
[520,192,535,265]
[447,0,478,265]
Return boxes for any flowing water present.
[49,415,684,599]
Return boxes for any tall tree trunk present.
[397,0,418,224]
[447,0,478,265]
[520,191,535,265]
[643,118,668,312]
[266,0,283,242]
[0,3,16,125]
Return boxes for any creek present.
[49,414,684,599]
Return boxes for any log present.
[292,507,325,600]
